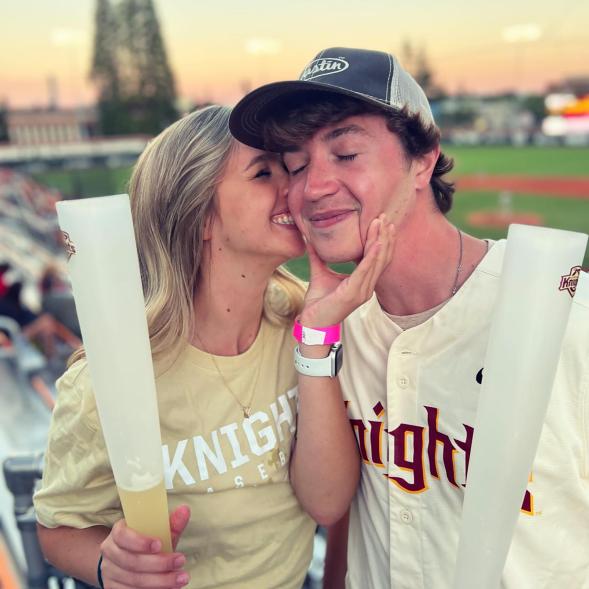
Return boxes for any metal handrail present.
[2,454,92,589]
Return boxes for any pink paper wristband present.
[292,319,341,345]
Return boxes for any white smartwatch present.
[294,343,343,377]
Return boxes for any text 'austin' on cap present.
[229,47,434,149]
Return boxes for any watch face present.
[333,343,343,375]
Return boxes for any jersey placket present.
[386,331,424,589]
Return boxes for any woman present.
[33,105,393,588]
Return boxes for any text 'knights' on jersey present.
[348,399,534,514]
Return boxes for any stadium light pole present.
[502,24,543,93]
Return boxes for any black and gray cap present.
[229,47,434,150]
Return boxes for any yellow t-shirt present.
[34,318,315,589]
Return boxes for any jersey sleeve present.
[33,360,122,529]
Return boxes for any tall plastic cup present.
[56,194,171,551]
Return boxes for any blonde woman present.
[33,105,393,589]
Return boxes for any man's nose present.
[303,159,338,201]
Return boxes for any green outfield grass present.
[285,257,353,282]
[31,146,589,277]
[444,146,589,177]
[32,166,132,198]
[448,192,589,269]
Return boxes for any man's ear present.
[413,145,440,190]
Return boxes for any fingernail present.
[151,540,162,553]
[174,555,186,569]
[176,572,189,585]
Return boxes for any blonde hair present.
[70,105,303,366]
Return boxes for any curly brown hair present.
[262,93,455,214]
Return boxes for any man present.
[229,48,589,589]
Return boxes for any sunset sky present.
[1,0,587,109]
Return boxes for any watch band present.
[292,320,341,345]
[294,343,343,377]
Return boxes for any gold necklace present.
[194,327,264,419]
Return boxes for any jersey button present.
[400,509,413,524]
[398,376,409,389]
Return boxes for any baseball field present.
[32,145,589,278]
[446,146,589,269]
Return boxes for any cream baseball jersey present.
[340,240,589,589]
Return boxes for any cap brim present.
[229,80,392,150]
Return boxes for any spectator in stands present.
[0,262,81,359]
[39,264,81,338]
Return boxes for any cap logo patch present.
[300,58,349,81]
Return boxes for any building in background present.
[6,107,97,146]
[0,103,149,173]
[542,77,589,145]
[434,94,542,146]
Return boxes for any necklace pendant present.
[243,406,251,418]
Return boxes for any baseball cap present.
[229,47,435,150]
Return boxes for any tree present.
[90,0,178,135]
[91,0,125,134]
[520,94,546,124]
[90,0,119,100]
[400,40,446,101]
